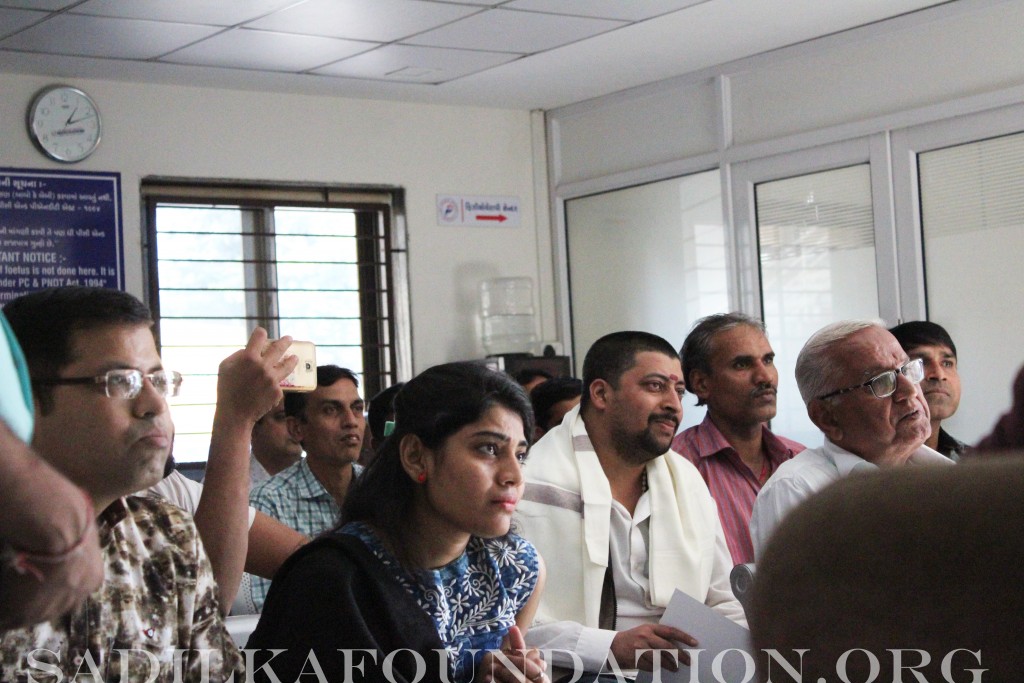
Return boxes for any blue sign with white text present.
[0,168,123,304]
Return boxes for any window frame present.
[141,179,411,463]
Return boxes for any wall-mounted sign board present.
[0,168,123,304]
[436,194,521,227]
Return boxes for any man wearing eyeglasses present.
[0,287,243,681]
[749,320,954,560]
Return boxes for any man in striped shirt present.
[671,313,804,565]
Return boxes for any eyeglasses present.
[817,358,924,401]
[35,369,183,399]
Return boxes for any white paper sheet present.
[634,589,754,683]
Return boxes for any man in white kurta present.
[516,332,745,676]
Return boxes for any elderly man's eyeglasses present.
[817,358,924,401]
[36,369,183,399]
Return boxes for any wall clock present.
[27,85,102,163]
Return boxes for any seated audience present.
[749,456,1023,681]
[248,364,366,610]
[247,362,546,683]
[0,310,103,629]
[976,364,1024,452]
[673,313,804,565]
[2,286,241,680]
[890,320,967,460]
[249,397,303,485]
[517,331,745,677]
[750,320,953,558]
[529,376,582,440]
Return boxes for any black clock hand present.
[65,106,78,126]
[67,111,95,125]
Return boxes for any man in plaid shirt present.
[248,364,365,610]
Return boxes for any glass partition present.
[564,169,726,430]
[756,163,878,447]
[918,131,1024,443]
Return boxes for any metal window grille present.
[142,181,410,464]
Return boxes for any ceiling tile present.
[313,43,517,83]
[504,0,709,22]
[404,8,626,53]
[69,0,298,26]
[163,28,375,72]
[0,7,43,37]
[0,14,221,58]
[245,0,481,43]
[0,0,956,110]
[0,0,76,9]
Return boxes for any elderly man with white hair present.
[749,320,954,559]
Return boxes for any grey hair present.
[795,319,886,405]
[681,312,767,406]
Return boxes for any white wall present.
[0,72,552,373]
[546,0,1024,444]
[550,1,1024,187]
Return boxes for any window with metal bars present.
[142,181,410,464]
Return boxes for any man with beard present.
[750,320,954,559]
[516,331,745,678]
[672,313,804,565]
[248,364,365,611]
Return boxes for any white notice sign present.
[436,195,521,227]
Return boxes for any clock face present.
[28,86,102,163]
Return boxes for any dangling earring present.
[416,472,427,483]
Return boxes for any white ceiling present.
[0,0,952,110]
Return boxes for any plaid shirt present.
[248,457,362,610]
[671,414,804,565]
[0,496,243,682]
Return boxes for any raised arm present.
[244,509,309,579]
[194,328,296,609]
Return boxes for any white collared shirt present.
[608,492,663,630]
[750,439,953,560]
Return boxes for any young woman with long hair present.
[248,361,547,683]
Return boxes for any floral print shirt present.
[342,522,539,683]
[0,496,243,682]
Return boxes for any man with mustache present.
[1,287,242,681]
[516,331,745,678]
[889,321,966,461]
[248,364,365,611]
[750,320,954,559]
[671,313,804,565]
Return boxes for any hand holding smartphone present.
[279,341,317,392]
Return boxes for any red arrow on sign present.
[477,214,507,222]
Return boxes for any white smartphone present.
[279,341,317,392]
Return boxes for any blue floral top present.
[341,521,540,683]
